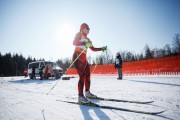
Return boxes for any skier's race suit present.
[73,33,101,95]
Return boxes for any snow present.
[0,75,180,120]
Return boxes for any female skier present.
[73,23,107,103]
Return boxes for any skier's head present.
[116,52,120,56]
[80,23,90,35]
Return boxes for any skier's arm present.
[84,38,101,51]
[89,46,102,51]
[73,32,84,46]
[87,39,105,51]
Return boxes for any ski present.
[90,97,154,104]
[57,100,164,115]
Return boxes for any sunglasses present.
[86,27,90,30]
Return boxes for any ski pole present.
[91,63,97,74]
[46,80,60,95]
[46,48,86,95]
[91,49,106,74]
[68,48,86,69]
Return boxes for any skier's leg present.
[73,53,90,103]
[85,63,90,91]
[73,53,86,95]
[85,63,97,98]
[77,68,86,95]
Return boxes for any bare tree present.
[120,51,126,61]
[144,44,152,59]
[164,44,172,56]
[126,52,134,61]
[172,34,180,54]
[95,55,103,65]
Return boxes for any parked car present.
[28,61,63,79]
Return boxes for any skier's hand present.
[84,41,92,48]
[101,46,107,52]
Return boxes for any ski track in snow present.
[0,76,180,120]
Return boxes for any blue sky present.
[0,0,180,61]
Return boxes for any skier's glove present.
[101,46,107,52]
[84,41,92,48]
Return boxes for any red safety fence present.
[66,55,180,76]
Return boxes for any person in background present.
[47,64,54,79]
[73,23,107,103]
[39,65,44,80]
[54,69,60,79]
[24,68,28,78]
[44,64,49,79]
[115,52,122,80]
[32,65,36,80]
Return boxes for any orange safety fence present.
[66,55,180,75]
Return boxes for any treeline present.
[0,52,71,76]
[0,53,44,76]
[91,33,180,64]
[0,34,179,76]
[56,58,71,74]
[122,34,180,61]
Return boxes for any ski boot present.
[85,91,97,99]
[78,94,91,104]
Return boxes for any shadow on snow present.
[79,105,111,120]
[125,79,180,87]
[9,79,59,85]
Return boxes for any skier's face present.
[82,27,90,35]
